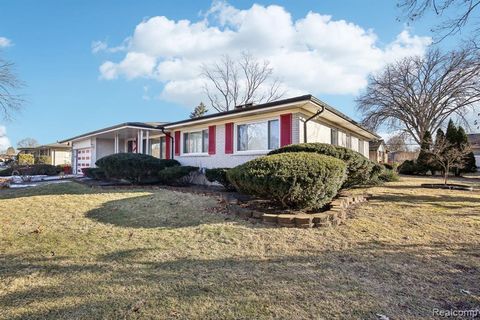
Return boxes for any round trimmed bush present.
[95,153,180,184]
[227,152,347,210]
[268,143,374,188]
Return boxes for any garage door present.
[76,148,92,174]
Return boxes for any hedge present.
[205,168,235,191]
[18,154,34,165]
[227,152,347,210]
[0,164,60,176]
[268,143,374,188]
[82,168,106,180]
[158,166,199,186]
[95,153,180,184]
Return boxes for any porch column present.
[139,130,144,154]
[114,133,119,153]
[145,130,150,155]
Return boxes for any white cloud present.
[0,37,12,48]
[91,38,130,54]
[0,126,11,151]
[97,1,432,106]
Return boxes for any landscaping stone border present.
[74,178,368,229]
[221,193,368,228]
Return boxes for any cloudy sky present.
[0,0,452,150]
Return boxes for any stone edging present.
[221,194,368,228]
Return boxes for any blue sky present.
[0,0,459,149]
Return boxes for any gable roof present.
[369,140,386,151]
[18,142,71,151]
[164,95,380,139]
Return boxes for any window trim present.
[180,128,209,155]
[234,117,280,154]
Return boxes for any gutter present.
[304,106,325,143]
[161,127,174,159]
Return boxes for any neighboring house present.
[467,133,480,170]
[17,143,72,166]
[369,140,388,164]
[388,151,419,164]
[60,95,380,174]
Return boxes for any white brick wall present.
[175,124,265,169]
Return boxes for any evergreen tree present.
[457,126,477,173]
[416,130,433,174]
[445,119,458,144]
[431,129,446,174]
[189,102,208,119]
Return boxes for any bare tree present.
[0,58,23,120]
[386,133,409,152]
[17,137,39,148]
[427,132,471,184]
[398,0,480,41]
[201,53,285,112]
[356,46,480,145]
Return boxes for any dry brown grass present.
[0,176,479,319]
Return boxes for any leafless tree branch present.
[0,58,24,120]
[201,52,285,112]
[356,46,480,145]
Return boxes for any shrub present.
[82,167,106,180]
[56,164,72,174]
[158,166,199,186]
[0,164,61,176]
[35,155,52,165]
[383,163,393,170]
[227,152,347,210]
[268,143,374,188]
[379,168,400,182]
[18,154,34,165]
[205,168,235,191]
[398,160,417,175]
[0,167,13,176]
[95,153,180,184]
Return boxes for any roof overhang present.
[164,95,380,140]
[59,122,165,143]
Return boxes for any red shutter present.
[208,125,216,155]
[225,122,234,154]
[165,134,171,159]
[280,113,292,147]
[174,131,181,156]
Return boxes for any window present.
[237,119,279,151]
[150,138,161,158]
[183,129,208,154]
[331,128,338,145]
[358,139,364,155]
[346,134,352,149]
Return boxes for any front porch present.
[63,122,170,174]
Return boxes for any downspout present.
[161,127,174,159]
[304,105,325,143]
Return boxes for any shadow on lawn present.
[0,181,150,200]
[1,241,479,319]
[85,191,231,229]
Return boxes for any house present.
[60,95,380,174]
[369,140,388,164]
[467,133,480,170]
[17,143,72,166]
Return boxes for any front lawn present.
[1,177,479,319]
